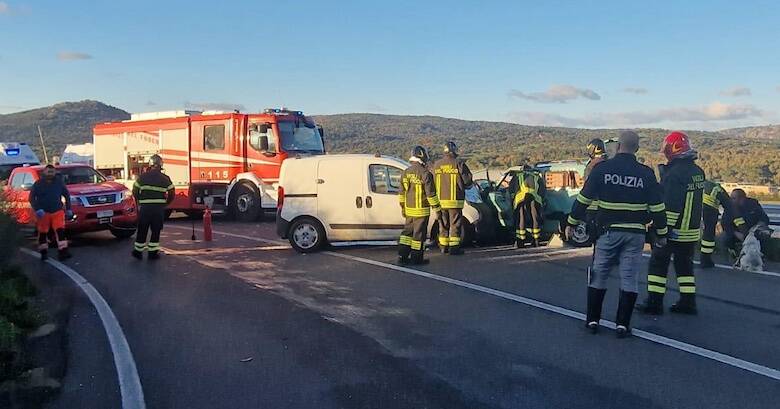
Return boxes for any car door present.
[363,162,406,240]
[316,158,368,241]
[6,171,34,224]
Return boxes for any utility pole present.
[37,125,49,164]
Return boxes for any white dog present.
[734,225,764,272]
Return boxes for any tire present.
[288,217,326,253]
[230,184,262,222]
[110,226,136,239]
[564,219,592,247]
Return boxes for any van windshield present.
[278,121,324,154]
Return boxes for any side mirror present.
[20,183,34,191]
[259,134,269,152]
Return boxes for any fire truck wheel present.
[289,217,326,253]
[230,184,262,222]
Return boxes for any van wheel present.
[110,226,136,239]
[289,217,325,253]
[230,184,262,222]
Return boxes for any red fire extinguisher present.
[203,208,213,242]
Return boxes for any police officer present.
[638,132,705,315]
[432,141,473,255]
[584,138,607,181]
[514,165,546,247]
[700,180,745,268]
[398,146,440,265]
[30,165,73,261]
[566,131,667,337]
[132,154,175,260]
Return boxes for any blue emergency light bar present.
[4,148,20,156]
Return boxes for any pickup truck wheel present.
[230,184,262,222]
[109,226,136,239]
[289,217,325,253]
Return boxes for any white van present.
[276,154,480,252]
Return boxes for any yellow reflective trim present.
[427,195,441,207]
[648,285,666,294]
[610,223,646,230]
[576,194,594,206]
[167,184,175,190]
[451,173,456,203]
[436,174,441,198]
[449,237,461,245]
[701,247,715,254]
[597,201,648,211]
[438,236,449,246]
[734,218,746,226]
[134,242,147,250]
[410,240,423,250]
[681,191,694,230]
[138,199,168,204]
[567,215,580,225]
[647,275,667,284]
[405,207,431,217]
[656,227,668,235]
[701,240,716,247]
[679,286,696,294]
[399,235,413,245]
[138,185,170,193]
[648,203,666,212]
[440,200,465,208]
[677,276,696,284]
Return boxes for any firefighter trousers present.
[135,205,165,254]
[701,206,719,255]
[647,241,696,298]
[438,208,463,250]
[37,210,67,252]
[515,197,542,242]
[399,216,429,262]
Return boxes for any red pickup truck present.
[4,164,138,238]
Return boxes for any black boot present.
[411,252,429,265]
[449,246,463,256]
[515,238,526,249]
[532,238,540,248]
[585,287,607,333]
[699,253,715,269]
[670,294,697,315]
[131,250,143,260]
[40,249,48,261]
[615,291,638,338]
[440,246,449,254]
[636,292,664,315]
[57,248,72,261]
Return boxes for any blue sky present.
[1,0,779,129]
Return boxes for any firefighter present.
[700,180,745,268]
[132,154,175,260]
[723,189,771,251]
[398,146,440,265]
[638,131,705,315]
[29,165,73,261]
[513,165,546,247]
[584,138,607,181]
[432,141,473,255]
[566,131,667,337]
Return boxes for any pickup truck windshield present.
[278,121,324,153]
[57,167,106,185]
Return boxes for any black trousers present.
[515,198,542,241]
[647,241,696,298]
[134,205,165,254]
[399,216,429,261]
[438,208,463,250]
[701,206,719,255]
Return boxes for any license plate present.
[97,210,114,218]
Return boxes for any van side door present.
[316,158,368,241]
[362,161,406,240]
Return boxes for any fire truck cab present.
[93,109,325,221]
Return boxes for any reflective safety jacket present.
[661,158,705,242]
[399,162,440,217]
[133,168,175,206]
[513,171,546,207]
[568,153,667,236]
[728,197,769,231]
[703,180,744,227]
[432,154,473,209]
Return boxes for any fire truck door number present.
[201,170,229,179]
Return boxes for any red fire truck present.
[93,109,325,221]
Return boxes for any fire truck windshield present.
[278,121,324,154]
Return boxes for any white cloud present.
[719,86,751,97]
[0,2,9,14]
[57,51,93,61]
[508,84,601,103]
[622,87,648,95]
[509,101,766,128]
[184,101,245,112]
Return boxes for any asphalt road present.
[47,218,780,408]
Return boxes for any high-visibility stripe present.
[415,185,421,210]
[648,275,667,284]
[648,203,666,212]
[734,218,746,226]
[134,242,147,251]
[610,223,646,231]
[427,195,441,207]
[440,199,465,208]
[701,247,715,254]
[449,237,461,245]
[677,276,695,284]
[681,191,694,230]
[450,174,456,203]
[597,201,648,211]
[435,174,441,199]
[138,199,168,204]
[576,194,594,206]
[567,215,581,225]
[648,285,666,294]
[399,235,413,246]
[656,227,668,236]
[138,185,170,192]
[701,240,716,247]
[410,240,423,250]
[679,286,696,294]
[405,207,431,217]
[438,236,449,246]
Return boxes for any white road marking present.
[485,248,591,261]
[21,248,146,409]
[175,225,780,381]
[640,253,780,278]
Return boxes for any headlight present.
[70,197,82,206]
[121,190,133,201]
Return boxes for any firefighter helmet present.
[411,146,429,164]
[586,138,605,159]
[149,154,164,168]
[661,131,696,162]
[443,141,458,155]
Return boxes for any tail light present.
[277,186,284,210]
